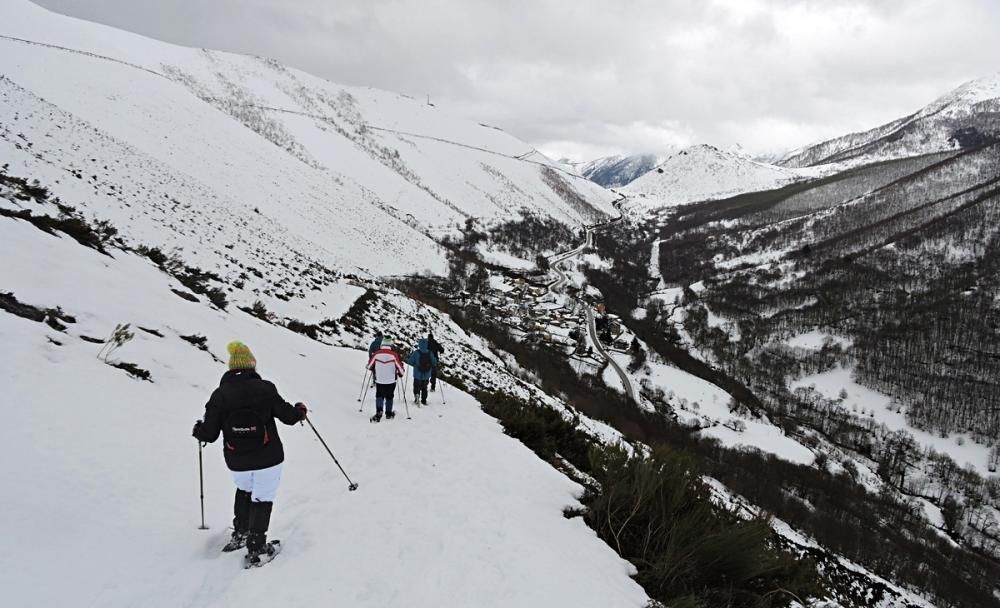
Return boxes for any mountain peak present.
[778,72,1000,168]
[622,144,809,211]
[920,72,1000,118]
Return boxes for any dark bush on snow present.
[586,445,820,608]
[476,390,593,476]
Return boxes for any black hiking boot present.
[386,411,396,420]
[245,539,281,568]
[244,501,273,564]
[370,412,382,423]
[223,489,252,552]
[223,529,248,552]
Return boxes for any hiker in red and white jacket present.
[366,337,404,422]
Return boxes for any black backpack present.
[418,350,433,373]
[223,408,270,452]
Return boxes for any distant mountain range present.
[586,73,1000,213]
[572,154,669,188]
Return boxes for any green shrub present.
[286,319,321,340]
[476,390,593,475]
[477,387,821,607]
[586,445,820,607]
[239,300,273,322]
[111,361,152,382]
[339,289,380,334]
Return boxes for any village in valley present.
[448,242,639,396]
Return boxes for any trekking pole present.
[359,368,372,412]
[304,415,359,492]
[439,367,447,405]
[356,368,370,402]
[402,375,411,419]
[197,441,209,530]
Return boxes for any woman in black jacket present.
[192,341,306,565]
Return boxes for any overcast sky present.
[34,0,1000,161]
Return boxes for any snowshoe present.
[222,530,248,553]
[386,411,396,420]
[244,540,281,569]
[370,412,382,423]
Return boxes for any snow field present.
[0,216,648,607]
[792,366,992,473]
[636,357,816,465]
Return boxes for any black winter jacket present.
[195,369,303,472]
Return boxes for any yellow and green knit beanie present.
[227,341,257,370]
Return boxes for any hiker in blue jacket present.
[368,331,383,358]
[366,331,383,388]
[407,337,438,406]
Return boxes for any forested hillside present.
[585,139,1000,607]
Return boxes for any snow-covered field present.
[637,358,816,465]
[793,366,992,473]
[0,196,648,607]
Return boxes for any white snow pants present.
[231,463,282,502]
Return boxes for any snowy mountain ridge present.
[621,144,824,212]
[918,72,1000,119]
[0,0,616,282]
[778,73,1000,168]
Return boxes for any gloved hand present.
[192,420,203,439]
[295,402,308,420]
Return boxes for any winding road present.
[545,228,593,292]
[545,201,637,403]
[585,307,637,402]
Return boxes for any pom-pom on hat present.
[227,341,257,370]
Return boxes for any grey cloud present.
[32,0,1000,160]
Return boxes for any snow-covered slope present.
[579,154,668,188]
[0,0,616,279]
[0,183,647,607]
[779,73,1000,168]
[622,145,816,211]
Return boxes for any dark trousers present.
[429,366,438,390]
[413,378,429,403]
[375,382,396,414]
